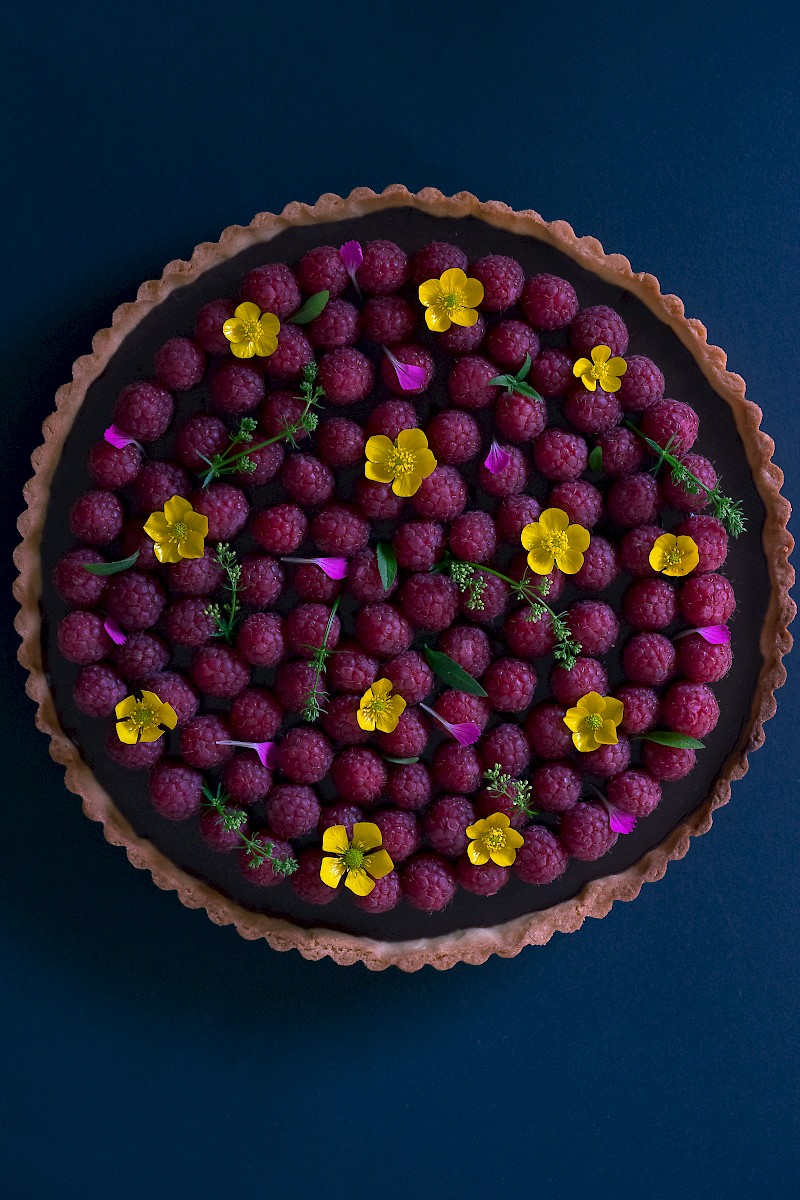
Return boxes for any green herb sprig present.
[204,543,241,641]
[301,595,342,723]
[484,764,538,820]
[202,784,298,874]
[488,353,544,402]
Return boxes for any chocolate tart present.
[14,187,795,970]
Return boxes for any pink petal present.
[384,347,426,392]
[449,721,482,747]
[216,739,279,768]
[697,625,731,644]
[104,424,137,449]
[484,440,512,475]
[339,240,363,273]
[103,617,127,645]
[602,799,637,835]
[315,557,348,580]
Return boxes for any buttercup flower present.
[357,679,407,733]
[222,301,280,358]
[364,428,437,497]
[563,691,624,753]
[418,268,484,332]
[143,495,208,564]
[465,812,524,867]
[319,822,394,896]
[649,532,700,577]
[115,689,177,745]
[521,507,590,575]
[572,344,628,393]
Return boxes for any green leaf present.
[382,755,420,765]
[288,290,330,324]
[376,541,397,591]
[642,731,705,749]
[516,353,532,382]
[82,551,140,576]
[588,445,603,472]
[423,647,488,696]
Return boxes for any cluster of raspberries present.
[53,237,735,916]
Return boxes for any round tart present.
[14,187,794,970]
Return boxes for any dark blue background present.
[2,3,798,1196]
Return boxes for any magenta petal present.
[697,625,731,644]
[385,348,426,392]
[103,617,127,646]
[603,799,637,835]
[316,557,348,580]
[104,424,136,449]
[484,440,512,475]
[450,721,481,747]
[339,240,363,273]
[253,741,279,769]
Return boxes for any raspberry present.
[69,490,124,545]
[278,728,333,783]
[240,833,295,887]
[149,761,203,821]
[166,550,225,596]
[520,273,579,330]
[531,760,582,813]
[353,872,402,914]
[362,296,415,344]
[191,646,250,698]
[384,651,434,705]
[437,625,492,677]
[355,603,413,657]
[229,688,282,741]
[106,729,164,771]
[393,521,444,571]
[676,632,732,682]
[154,337,205,391]
[286,603,341,658]
[199,804,250,852]
[485,320,539,370]
[582,736,631,778]
[400,573,459,632]
[328,645,379,694]
[251,503,308,555]
[596,427,646,476]
[660,455,718,512]
[372,811,420,863]
[641,741,696,780]
[514,826,569,884]
[209,360,264,416]
[179,715,232,769]
[525,703,573,758]
[276,660,327,714]
[551,657,608,706]
[424,795,475,855]
[223,752,272,805]
[564,386,622,435]
[111,632,169,681]
[376,708,429,758]
[331,747,387,806]
[88,439,142,489]
[117,525,157,577]
[617,355,664,412]
[312,503,369,555]
[673,515,728,572]
[448,511,497,564]
[386,762,432,810]
[495,390,547,443]
[356,239,409,294]
[321,694,370,744]
[236,613,285,666]
[532,429,588,481]
[355,478,405,521]
[447,356,497,410]
[347,548,397,602]
[191,484,249,541]
[280,453,335,506]
[479,724,531,775]
[624,578,677,630]
[566,601,619,656]
[560,801,618,860]
[239,554,283,608]
[380,343,434,396]
[608,473,660,527]
[661,681,719,738]
[318,347,374,405]
[470,254,524,310]
[307,298,361,349]
[641,399,699,455]
[297,245,349,299]
[175,414,229,472]
[194,298,237,354]
[53,548,108,607]
[366,399,418,440]
[460,570,510,624]
[439,316,486,355]
[426,409,481,464]
[165,597,215,646]
[619,524,663,576]
[410,241,468,285]
[113,380,173,442]
[411,465,467,521]
[483,658,536,712]
[574,537,620,591]
[679,573,736,626]
[548,480,603,528]
[105,572,166,632]
[435,690,491,730]
[316,417,366,467]
[264,325,313,381]
[290,850,338,906]
[616,684,659,735]
[242,262,300,319]
[495,495,542,543]
[570,305,629,357]
[143,672,198,725]
[607,770,662,817]
[260,390,309,441]
[131,462,191,514]
[478,445,528,497]
[73,664,127,717]
[528,348,574,397]
[623,633,676,685]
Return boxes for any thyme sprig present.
[202,784,298,874]
[484,764,538,820]
[301,595,342,723]
[204,543,241,641]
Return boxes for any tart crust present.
[13,186,795,971]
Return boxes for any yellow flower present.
[115,689,178,745]
[563,691,624,753]
[319,822,394,896]
[143,495,208,564]
[222,301,280,358]
[364,428,437,497]
[418,268,484,332]
[572,344,628,393]
[465,812,524,867]
[649,532,700,577]
[520,507,590,575]
[357,678,406,733]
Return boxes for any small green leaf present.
[516,353,532,382]
[642,731,705,749]
[588,445,603,472]
[382,755,420,765]
[423,647,488,696]
[82,551,140,576]
[376,541,397,591]
[288,290,330,324]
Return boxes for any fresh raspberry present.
[154,337,205,391]
[111,632,169,681]
[191,646,250,698]
[483,658,536,712]
[673,515,728,572]
[53,549,108,607]
[380,343,435,396]
[376,707,429,758]
[87,440,142,489]
[149,761,203,821]
[355,603,413,657]
[624,578,677,630]
[143,672,198,725]
[259,389,309,441]
[386,762,432,810]
[447,356,497,410]
[424,795,475,855]
[199,804,250,852]
[286,603,341,658]
[264,325,313,381]
[179,714,233,769]
[73,664,127,717]
[514,826,569,884]
[355,478,405,521]
[524,703,573,759]
[307,298,361,349]
[238,554,284,608]
[551,657,608,706]
[676,632,732,682]
[223,752,272,805]
[607,770,662,817]
[265,784,321,838]
[194,298,236,354]
[570,305,629,357]
[229,687,282,741]
[331,747,387,806]
[236,613,285,666]
[479,723,531,776]
[531,760,582,813]
[191,484,249,541]
[278,728,333,784]
[616,684,659,735]
[495,390,547,443]
[242,262,301,318]
[532,429,588,481]
[583,736,631,778]
[470,254,524,310]
[548,480,603,528]
[321,694,370,744]
[209,360,264,416]
[384,651,434,705]
[596,426,646,476]
[297,245,349,299]
[574,537,620,591]
[478,445,528,497]
[560,801,618,860]
[239,833,295,887]
[312,503,369,555]
[679,573,736,625]
[409,241,468,286]
[366,399,418,440]
[617,355,664,412]
[641,399,699,455]
[426,409,481,464]
[485,320,539,370]
[106,729,164,771]
[459,570,510,624]
[326,646,377,696]
[437,625,491,677]
[362,296,415,344]
[318,347,374,405]
[131,462,191,514]
[448,511,497,564]
[165,597,215,646]
[660,455,718,512]
[371,811,420,863]
[280,453,335,506]
[113,380,173,442]
[607,473,660,527]
[105,572,166,632]
[528,348,574,397]
[411,466,467,521]
[251,503,308,554]
[166,550,225,596]
[565,601,619,656]
[392,521,444,571]
[495,495,542,543]
[276,660,327,714]
[346,548,396,602]
[661,681,720,738]
[290,849,338,905]
[400,573,459,632]
[520,273,579,330]
[641,741,696,780]
[435,690,491,730]
[353,872,402,914]
[119,520,166,574]
[438,316,486,355]
[316,417,366,467]
[564,386,622,435]
[69,490,124,546]
[623,633,676,685]
[619,524,663,576]
[175,414,229,472]
[356,239,409,294]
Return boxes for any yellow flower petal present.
[234,301,262,323]
[357,707,376,731]
[604,696,625,726]
[582,375,598,392]
[392,472,423,498]
[424,306,452,332]
[580,691,607,715]
[567,524,591,553]
[520,522,540,552]
[468,841,491,866]
[465,821,488,841]
[396,428,429,453]
[344,867,375,896]
[562,707,585,733]
[180,531,206,559]
[600,373,621,393]
[153,541,183,564]
[449,306,479,328]
[372,678,394,699]
[319,855,345,889]
[572,728,601,753]
[485,811,510,830]
[364,849,394,880]
[489,845,518,867]
[253,330,279,357]
[573,357,593,378]
[115,695,138,719]
[594,719,620,746]
[138,690,162,710]
[414,448,437,479]
[365,461,397,484]
[159,702,178,732]
[143,512,171,542]
[259,312,280,335]
[374,709,399,733]
[674,536,700,574]
[185,511,209,535]
[527,547,556,575]
[555,547,585,575]
[138,724,165,743]
[230,340,255,359]
[439,268,468,295]
[539,507,570,534]
[321,825,349,855]
[418,279,444,307]
[506,828,524,850]
[591,344,612,364]
[607,356,627,376]
[365,434,395,465]
[222,318,246,343]
[352,822,383,853]
[460,278,484,308]
[116,719,140,744]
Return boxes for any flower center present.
[130,703,157,729]
[387,448,417,476]
[440,291,461,312]
[483,828,507,852]
[663,547,684,566]
[342,847,365,871]
[240,317,260,341]
[170,521,188,542]
[584,713,603,732]
[544,531,569,554]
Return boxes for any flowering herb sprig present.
[487,353,544,401]
[484,764,538,820]
[204,543,241,641]
[201,785,298,874]
[301,595,342,723]
[198,362,325,486]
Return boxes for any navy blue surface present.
[1,3,798,1196]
